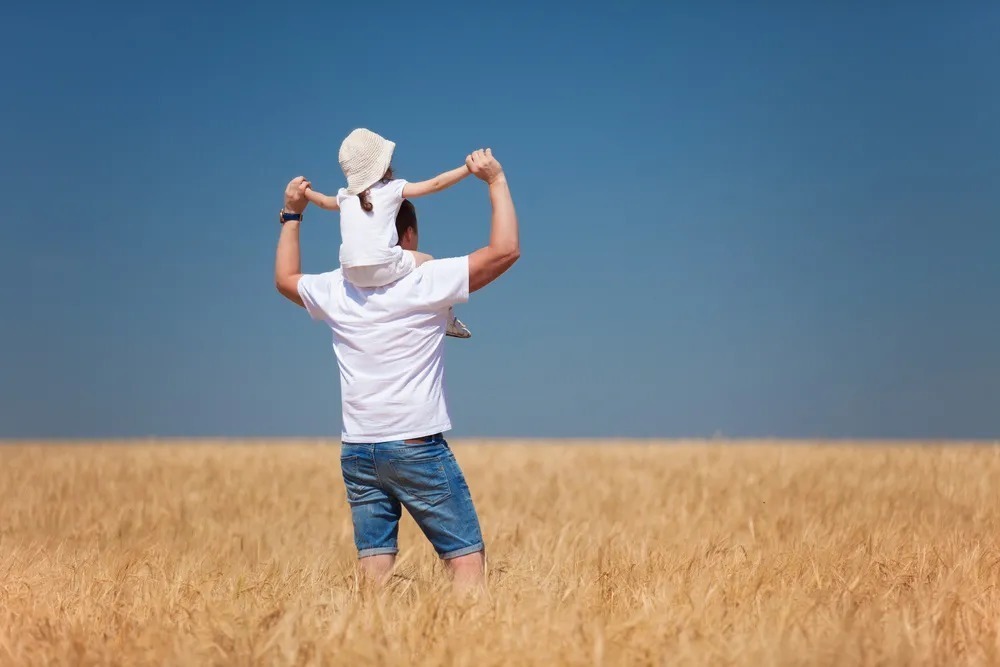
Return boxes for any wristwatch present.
[279,208,303,224]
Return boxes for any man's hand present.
[284,176,311,214]
[466,149,504,185]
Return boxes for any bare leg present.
[444,550,486,592]
[358,554,396,586]
[405,250,434,267]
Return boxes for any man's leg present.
[359,553,396,585]
[378,437,486,589]
[445,550,486,591]
[342,445,402,586]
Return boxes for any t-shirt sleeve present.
[409,256,470,310]
[297,273,333,321]
[390,178,408,202]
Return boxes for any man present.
[274,149,518,589]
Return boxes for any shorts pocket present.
[340,455,364,504]
[388,455,452,507]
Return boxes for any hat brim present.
[344,139,396,196]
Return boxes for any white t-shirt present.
[337,178,409,268]
[297,256,470,442]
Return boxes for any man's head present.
[396,199,419,251]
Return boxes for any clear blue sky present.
[1,2,997,439]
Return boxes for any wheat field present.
[1,440,999,666]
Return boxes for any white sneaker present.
[446,309,472,339]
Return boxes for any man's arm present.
[466,150,519,293]
[275,176,310,307]
[402,164,471,199]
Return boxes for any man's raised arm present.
[275,176,311,307]
[467,149,520,293]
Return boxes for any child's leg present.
[401,249,471,338]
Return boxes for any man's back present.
[298,257,470,442]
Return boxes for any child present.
[304,128,472,338]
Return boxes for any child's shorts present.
[343,250,417,288]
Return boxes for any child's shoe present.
[446,308,472,339]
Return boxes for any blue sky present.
[1,2,997,439]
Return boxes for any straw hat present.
[339,128,396,196]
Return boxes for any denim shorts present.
[340,434,484,560]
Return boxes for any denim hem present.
[438,542,485,560]
[357,546,399,558]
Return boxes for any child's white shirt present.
[337,178,409,270]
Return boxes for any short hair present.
[396,199,418,241]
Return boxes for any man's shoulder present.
[297,269,346,321]
[416,255,468,275]
[386,256,470,307]
[302,268,344,286]
[300,257,468,316]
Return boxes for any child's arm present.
[402,165,471,199]
[304,187,340,211]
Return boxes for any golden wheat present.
[1,441,999,666]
